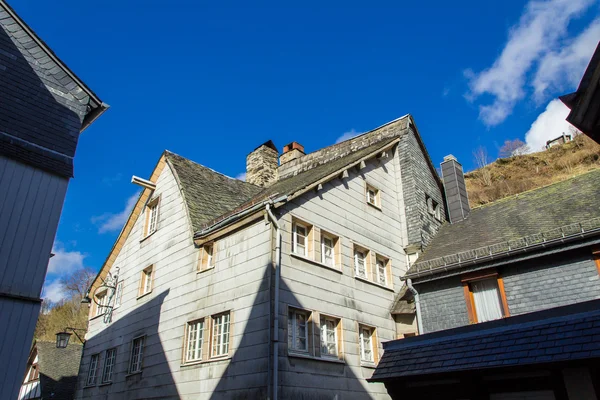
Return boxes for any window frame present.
[319,315,340,359]
[198,243,216,272]
[320,233,336,268]
[129,336,145,374]
[353,246,369,279]
[86,353,100,386]
[184,318,205,363]
[143,196,160,238]
[375,255,391,287]
[287,308,309,354]
[101,348,117,384]
[292,221,309,257]
[138,265,154,298]
[365,184,381,209]
[461,270,509,324]
[210,312,231,359]
[358,324,378,364]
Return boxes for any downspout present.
[265,202,281,400]
[406,278,423,335]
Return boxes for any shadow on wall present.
[78,290,180,400]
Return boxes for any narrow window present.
[376,257,387,286]
[139,266,153,297]
[205,244,214,268]
[101,348,116,383]
[470,279,503,323]
[86,354,99,386]
[293,222,308,256]
[320,316,339,357]
[114,281,124,308]
[288,309,308,352]
[211,312,230,357]
[185,319,204,362]
[366,185,380,208]
[359,327,374,362]
[144,197,160,237]
[321,235,335,267]
[354,248,367,278]
[129,336,144,373]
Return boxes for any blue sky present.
[13,0,597,302]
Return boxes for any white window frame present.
[292,222,308,256]
[86,353,99,386]
[288,309,309,353]
[321,234,335,267]
[129,336,144,373]
[185,319,204,362]
[101,348,116,383]
[205,244,214,268]
[359,327,374,362]
[211,312,230,358]
[140,266,153,296]
[354,249,367,278]
[146,198,159,236]
[366,185,380,208]
[376,257,387,286]
[320,316,338,358]
[114,281,124,308]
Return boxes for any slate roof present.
[165,151,263,232]
[409,169,600,277]
[369,299,600,382]
[36,341,82,400]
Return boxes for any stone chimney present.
[280,142,305,165]
[246,140,278,187]
[440,155,470,224]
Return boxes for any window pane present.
[320,317,337,357]
[212,313,230,357]
[471,279,503,322]
[377,259,386,286]
[322,237,334,266]
[360,328,373,362]
[87,354,99,385]
[294,224,307,256]
[355,250,366,278]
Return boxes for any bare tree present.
[473,146,493,187]
[61,267,96,301]
[499,139,530,158]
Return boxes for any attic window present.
[144,196,160,237]
[426,195,441,221]
[366,184,381,209]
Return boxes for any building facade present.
[0,2,107,399]
[75,115,444,399]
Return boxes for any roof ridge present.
[471,168,600,211]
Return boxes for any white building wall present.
[0,156,68,400]
[76,163,273,400]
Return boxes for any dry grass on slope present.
[465,134,600,207]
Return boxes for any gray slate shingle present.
[37,341,82,400]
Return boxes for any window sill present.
[290,253,342,274]
[83,384,96,389]
[354,276,394,292]
[99,382,112,387]
[181,355,231,368]
[197,266,215,275]
[125,371,142,378]
[140,230,157,243]
[360,361,378,369]
[367,202,382,211]
[136,291,152,300]
[288,352,345,364]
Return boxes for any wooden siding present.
[76,163,273,399]
[0,156,68,298]
[278,153,408,399]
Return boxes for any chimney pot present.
[280,141,305,165]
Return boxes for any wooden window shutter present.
[307,225,315,259]
[385,258,393,288]
[202,317,210,361]
[334,237,342,269]
[368,250,376,281]
[372,328,380,362]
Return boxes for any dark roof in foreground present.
[165,151,263,232]
[37,341,82,399]
[410,169,600,277]
[369,299,600,383]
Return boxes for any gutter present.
[406,279,423,335]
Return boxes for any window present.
[144,197,160,237]
[427,195,442,221]
[376,256,390,287]
[359,326,377,363]
[139,266,153,297]
[288,309,308,352]
[86,354,99,386]
[101,348,116,383]
[320,233,337,267]
[366,184,380,208]
[354,247,369,279]
[462,270,509,324]
[114,281,124,308]
[185,319,204,362]
[320,316,340,358]
[198,243,215,272]
[292,221,308,256]
[95,290,108,317]
[129,336,144,373]
[211,312,230,357]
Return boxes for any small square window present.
[198,243,215,272]
[288,309,309,353]
[144,197,160,237]
[426,195,442,221]
[129,336,144,373]
[366,185,380,208]
[185,319,204,362]
[86,353,100,386]
[139,266,153,297]
[211,312,231,358]
[101,348,117,383]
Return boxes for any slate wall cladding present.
[503,250,600,316]
[397,128,445,249]
[0,6,89,176]
[418,276,469,333]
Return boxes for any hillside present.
[465,133,600,207]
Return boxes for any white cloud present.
[466,0,595,126]
[335,129,362,144]
[235,172,246,181]
[42,279,67,303]
[533,18,600,100]
[524,99,574,152]
[47,242,85,275]
[92,192,139,234]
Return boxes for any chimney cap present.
[283,142,305,154]
[443,154,458,162]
